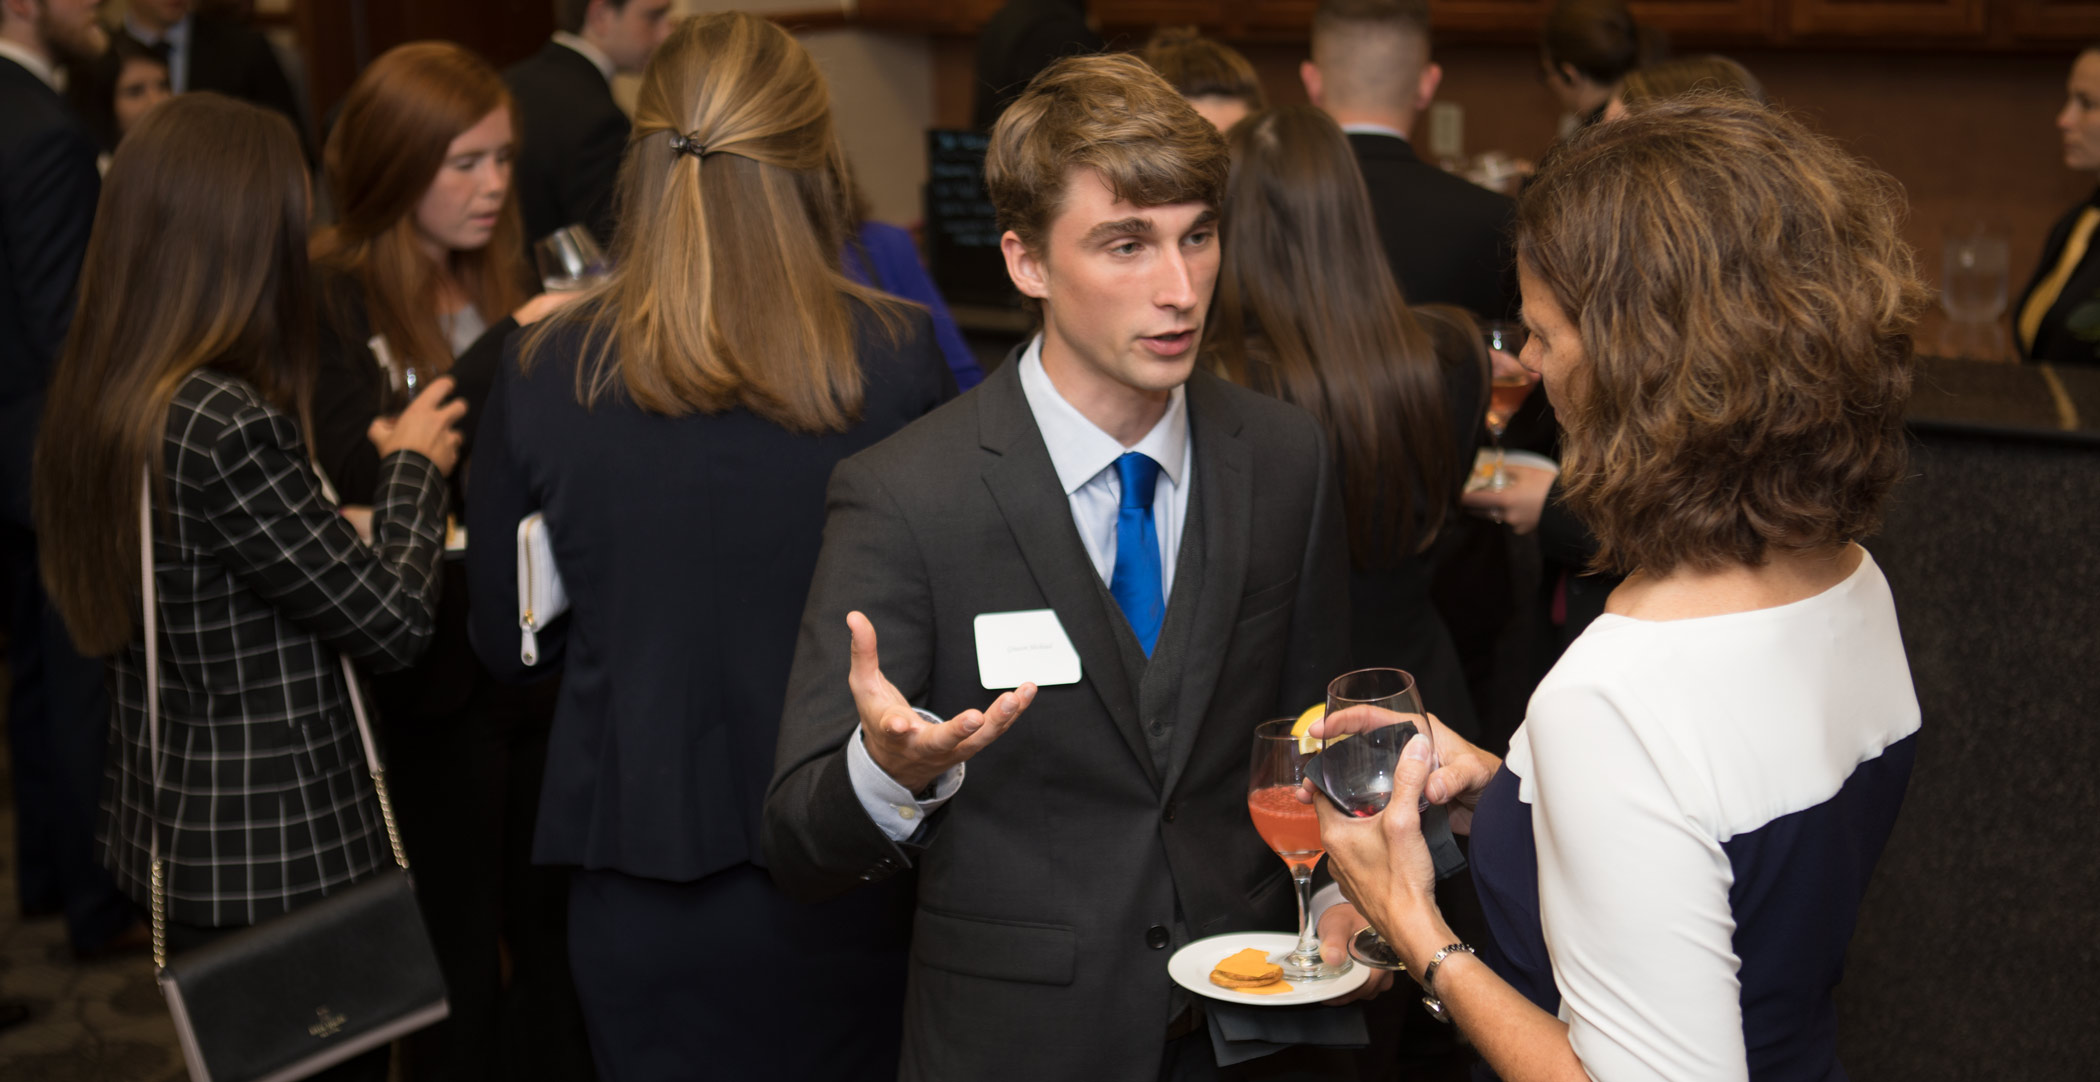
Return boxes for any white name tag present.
[973,609,1082,690]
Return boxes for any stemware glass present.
[1319,668,1434,972]
[1481,322,1535,492]
[534,224,610,293]
[1249,719,1350,982]
[1941,227,2010,361]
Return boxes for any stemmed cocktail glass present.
[1248,719,1351,982]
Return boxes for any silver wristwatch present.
[1418,942,1476,1023]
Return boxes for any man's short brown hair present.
[1312,0,1431,48]
[1137,27,1267,111]
[1517,98,1929,576]
[984,53,1227,255]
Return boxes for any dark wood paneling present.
[2009,0,2100,41]
[1784,0,1989,37]
[293,0,553,130]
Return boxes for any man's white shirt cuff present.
[847,709,964,842]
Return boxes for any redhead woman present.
[307,42,585,1082]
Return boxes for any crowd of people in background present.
[4,0,2081,1078]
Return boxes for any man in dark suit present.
[121,0,305,148]
[505,0,671,245]
[971,0,1101,131]
[767,55,1375,1081]
[1302,0,1514,321]
[0,0,137,962]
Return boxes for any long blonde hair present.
[525,12,907,431]
[36,94,315,655]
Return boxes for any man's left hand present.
[1316,902,1394,1003]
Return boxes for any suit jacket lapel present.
[1160,372,1252,799]
[976,359,1158,788]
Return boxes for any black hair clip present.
[668,131,708,159]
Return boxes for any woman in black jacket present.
[467,15,952,1082]
[306,42,583,1082]
[35,93,463,1082]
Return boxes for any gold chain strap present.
[367,764,411,871]
[151,857,167,971]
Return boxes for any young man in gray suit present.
[766,54,1386,1081]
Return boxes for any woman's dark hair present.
[66,35,171,151]
[36,93,316,655]
[1204,105,1460,567]
[1542,0,1655,85]
[1516,98,1928,576]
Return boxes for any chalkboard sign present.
[924,129,1017,308]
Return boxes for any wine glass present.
[1481,322,1535,492]
[1318,668,1433,972]
[1941,227,2010,361]
[534,224,610,292]
[1249,719,1351,982]
[390,359,429,413]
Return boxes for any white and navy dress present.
[1469,548,1918,1082]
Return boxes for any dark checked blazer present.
[100,368,449,928]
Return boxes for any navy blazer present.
[504,41,628,245]
[0,58,99,527]
[1350,131,1517,322]
[466,302,953,880]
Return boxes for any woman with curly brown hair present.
[1312,97,1929,1082]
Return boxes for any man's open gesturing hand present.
[848,611,1036,793]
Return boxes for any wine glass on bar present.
[1482,321,1534,492]
[1249,719,1350,982]
[1318,668,1433,972]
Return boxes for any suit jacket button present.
[1146,925,1170,950]
[1162,801,1178,823]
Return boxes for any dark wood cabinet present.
[1630,0,1776,38]
[1785,0,1988,37]
[854,0,2089,49]
[2008,0,2100,40]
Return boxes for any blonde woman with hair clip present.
[464,13,953,1081]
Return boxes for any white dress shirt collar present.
[124,11,191,47]
[552,31,616,85]
[1015,334,1188,495]
[1339,122,1409,142]
[0,40,59,91]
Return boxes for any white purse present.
[515,513,568,666]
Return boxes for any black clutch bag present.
[139,478,450,1082]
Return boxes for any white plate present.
[1166,931,1372,1007]
[1465,449,1561,492]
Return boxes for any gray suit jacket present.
[763,359,1350,1080]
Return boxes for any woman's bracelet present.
[1417,942,1477,1023]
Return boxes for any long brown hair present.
[1205,105,1457,567]
[311,42,527,382]
[35,93,315,656]
[524,12,906,431]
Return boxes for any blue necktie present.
[1109,452,1165,656]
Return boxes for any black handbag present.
[139,479,450,1082]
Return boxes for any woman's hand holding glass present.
[366,377,467,476]
[1306,710,1502,974]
